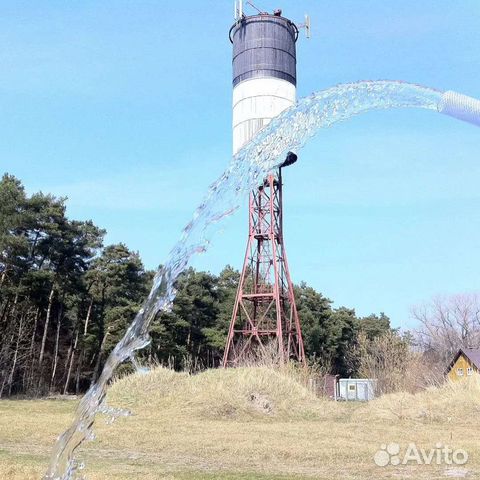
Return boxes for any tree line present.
[1,173,400,398]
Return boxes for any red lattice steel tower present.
[223,158,305,366]
[224,7,305,365]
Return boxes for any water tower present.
[223,3,306,366]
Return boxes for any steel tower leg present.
[223,168,305,367]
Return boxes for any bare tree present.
[352,331,443,394]
[412,292,480,365]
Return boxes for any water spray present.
[42,78,480,480]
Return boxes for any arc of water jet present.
[43,80,480,480]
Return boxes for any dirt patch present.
[249,392,273,415]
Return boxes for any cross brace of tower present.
[223,167,305,366]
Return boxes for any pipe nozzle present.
[439,90,480,127]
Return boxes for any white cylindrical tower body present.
[230,14,298,154]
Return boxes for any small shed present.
[338,378,376,401]
[446,348,480,381]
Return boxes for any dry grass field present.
[1,366,479,480]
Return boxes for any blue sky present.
[1,1,480,329]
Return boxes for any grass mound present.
[108,366,480,424]
[354,374,480,424]
[4,371,480,479]
[108,366,331,420]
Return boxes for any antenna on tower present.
[246,1,266,15]
[234,0,244,21]
[297,14,312,39]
